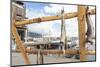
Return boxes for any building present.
[12,1,26,21]
[12,1,26,41]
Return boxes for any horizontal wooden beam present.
[12,49,95,55]
[86,50,95,55]
[15,9,95,26]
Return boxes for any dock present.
[12,52,79,66]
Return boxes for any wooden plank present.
[78,6,87,61]
[86,50,96,55]
[12,11,30,64]
[13,49,79,54]
[15,9,95,26]
[12,24,30,64]
[28,49,79,55]
[12,49,95,55]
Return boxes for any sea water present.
[87,55,96,61]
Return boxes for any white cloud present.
[26,8,46,19]
[65,18,78,37]
[43,4,77,15]
[27,20,61,37]
[43,4,62,15]
[25,3,95,37]
[89,6,95,10]
[27,22,51,33]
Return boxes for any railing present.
[12,5,96,64]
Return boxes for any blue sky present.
[23,2,95,37]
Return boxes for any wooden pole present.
[12,24,30,64]
[78,6,87,61]
[37,45,44,64]
[37,52,38,64]
[12,49,95,55]
[12,11,30,64]
[15,9,95,26]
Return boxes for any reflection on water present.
[11,37,96,61]
[87,55,96,61]
[47,54,96,61]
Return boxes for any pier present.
[11,1,96,66]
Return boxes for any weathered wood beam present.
[78,6,87,61]
[12,49,96,55]
[15,9,95,26]
[12,49,78,54]
[12,11,30,64]
[86,50,96,55]
[12,24,30,64]
[37,45,44,64]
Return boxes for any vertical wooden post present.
[12,11,30,64]
[78,6,87,61]
[37,45,44,64]
[37,52,38,64]
[25,29,28,42]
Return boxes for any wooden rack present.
[12,5,96,64]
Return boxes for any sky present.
[23,2,95,37]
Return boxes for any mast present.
[60,8,67,50]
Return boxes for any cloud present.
[43,4,77,15]
[27,20,61,37]
[26,8,46,19]
[25,3,95,37]
[65,18,78,37]
[43,4,62,15]
[27,22,51,33]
